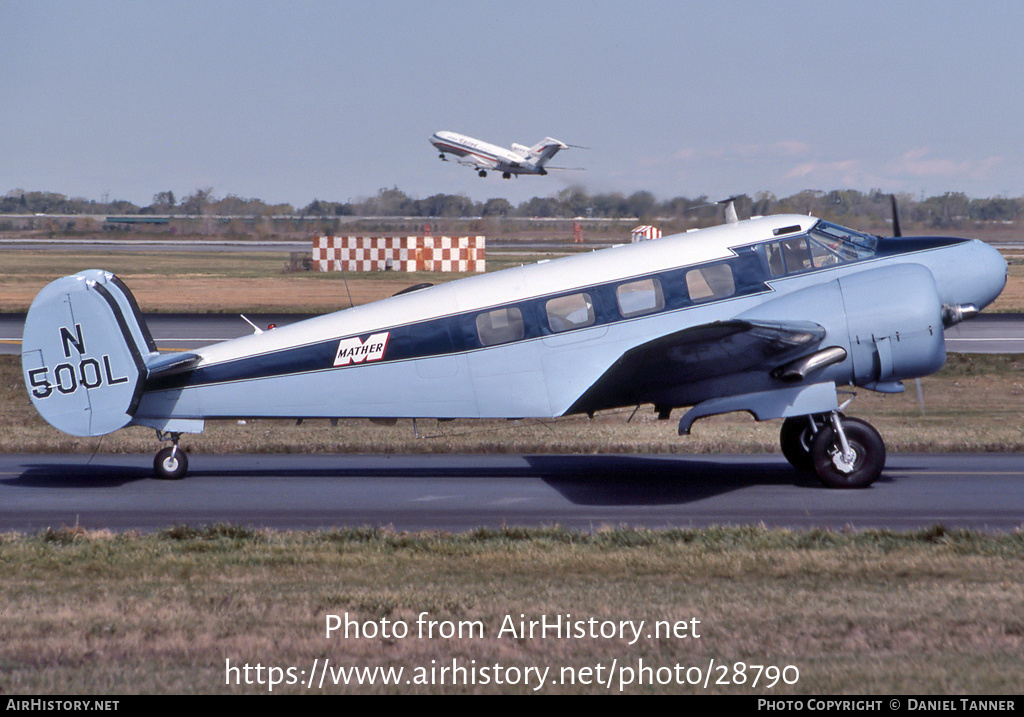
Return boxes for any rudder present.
[22,270,152,437]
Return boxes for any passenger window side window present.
[765,242,785,277]
[475,307,524,346]
[616,278,664,318]
[546,293,595,332]
[685,264,735,302]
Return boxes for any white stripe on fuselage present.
[192,215,818,368]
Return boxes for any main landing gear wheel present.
[154,445,188,480]
[810,416,885,489]
[780,415,823,474]
[780,413,846,474]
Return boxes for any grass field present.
[0,246,566,313]
[2,526,1024,694]
[1,245,1022,313]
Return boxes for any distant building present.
[630,225,661,243]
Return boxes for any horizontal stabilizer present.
[145,352,201,378]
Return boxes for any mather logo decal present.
[333,332,390,367]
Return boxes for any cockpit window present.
[811,221,878,260]
[761,221,878,277]
[764,236,812,276]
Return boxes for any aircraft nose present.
[968,239,1008,311]
[925,238,1006,325]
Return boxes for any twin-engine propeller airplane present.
[22,200,1006,486]
[429,130,581,178]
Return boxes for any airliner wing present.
[457,155,497,170]
[567,319,825,414]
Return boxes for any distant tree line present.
[3,186,1023,230]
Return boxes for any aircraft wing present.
[567,319,825,415]
[457,155,497,171]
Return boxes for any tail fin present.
[527,137,568,167]
[22,270,158,436]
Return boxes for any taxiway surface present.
[1,453,1022,533]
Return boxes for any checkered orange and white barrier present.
[313,236,486,273]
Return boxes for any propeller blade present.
[890,194,902,237]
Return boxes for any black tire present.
[780,416,817,473]
[811,417,885,489]
[154,446,188,480]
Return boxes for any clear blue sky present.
[3,0,1023,208]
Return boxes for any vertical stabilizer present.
[527,138,569,167]
[21,271,152,436]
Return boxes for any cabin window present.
[616,277,665,318]
[475,307,524,346]
[685,264,735,302]
[546,292,595,332]
[765,242,786,276]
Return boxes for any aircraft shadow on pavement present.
[12,462,153,488]
[7,453,850,507]
[528,455,822,505]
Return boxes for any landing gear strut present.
[153,432,188,480]
[780,412,884,488]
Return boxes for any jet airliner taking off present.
[21,200,1006,487]
[430,130,577,178]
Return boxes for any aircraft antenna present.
[239,314,264,334]
[334,260,355,309]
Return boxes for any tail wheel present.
[811,417,885,489]
[154,446,188,480]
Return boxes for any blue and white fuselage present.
[430,130,568,177]
[21,213,1007,485]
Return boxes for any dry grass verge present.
[2,526,1023,694]
[1,247,1022,313]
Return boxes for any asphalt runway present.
[1,452,1022,533]
[3,312,1024,354]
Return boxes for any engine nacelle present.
[738,263,946,393]
[838,263,946,390]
